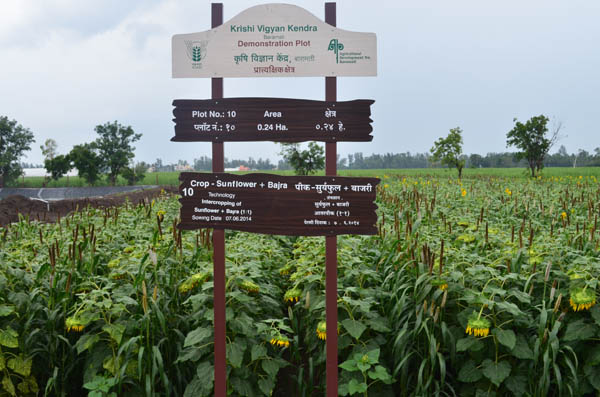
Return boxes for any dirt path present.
[0,186,178,228]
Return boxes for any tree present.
[430,127,465,178]
[70,144,102,185]
[0,116,35,187]
[44,154,72,181]
[121,162,147,185]
[506,115,559,177]
[279,142,324,175]
[94,121,142,185]
[593,148,600,167]
[40,138,58,161]
[469,153,483,168]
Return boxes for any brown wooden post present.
[325,3,338,396]
[211,4,226,397]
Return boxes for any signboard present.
[171,98,374,142]
[178,172,379,235]
[172,3,377,78]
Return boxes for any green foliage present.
[40,138,58,161]
[1,173,600,395]
[0,116,35,187]
[70,143,103,185]
[280,142,324,175]
[430,127,465,178]
[44,154,72,181]
[120,162,146,186]
[83,375,118,397]
[94,121,142,186]
[507,115,556,177]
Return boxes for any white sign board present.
[172,3,377,78]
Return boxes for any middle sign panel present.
[172,97,374,142]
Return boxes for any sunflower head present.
[65,317,85,332]
[179,271,211,294]
[431,278,448,291]
[569,287,596,312]
[279,263,294,276]
[269,334,290,348]
[465,314,491,337]
[316,321,340,341]
[239,280,260,294]
[284,287,302,304]
[316,321,327,340]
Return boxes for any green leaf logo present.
[192,46,202,62]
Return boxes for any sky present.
[1,0,599,166]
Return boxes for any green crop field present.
[12,167,600,188]
[1,173,600,395]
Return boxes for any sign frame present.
[172,3,377,78]
[178,172,379,235]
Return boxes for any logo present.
[327,39,344,63]
[184,40,208,68]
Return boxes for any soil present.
[0,186,178,228]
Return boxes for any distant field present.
[9,167,600,188]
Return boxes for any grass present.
[9,167,600,189]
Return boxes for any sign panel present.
[172,3,377,78]
[178,173,379,235]
[171,98,374,142]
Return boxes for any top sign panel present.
[172,3,377,78]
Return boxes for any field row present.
[0,174,599,395]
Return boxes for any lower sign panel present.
[178,173,380,236]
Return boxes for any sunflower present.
[465,315,491,337]
[65,317,85,333]
[569,287,596,311]
[284,287,302,304]
[316,321,340,341]
[178,272,210,294]
[239,280,260,294]
[431,278,448,291]
[279,263,294,276]
[316,321,327,340]
[269,335,290,348]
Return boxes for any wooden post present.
[211,5,226,397]
[325,3,338,396]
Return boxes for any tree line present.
[2,114,599,187]
[0,116,142,187]
[429,115,600,178]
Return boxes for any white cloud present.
[1,0,599,166]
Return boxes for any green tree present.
[430,127,465,178]
[0,116,35,187]
[120,162,147,186]
[279,142,324,175]
[44,154,72,181]
[506,115,559,177]
[70,143,102,185]
[40,138,58,161]
[94,121,142,185]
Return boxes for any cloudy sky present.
[1,0,599,166]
